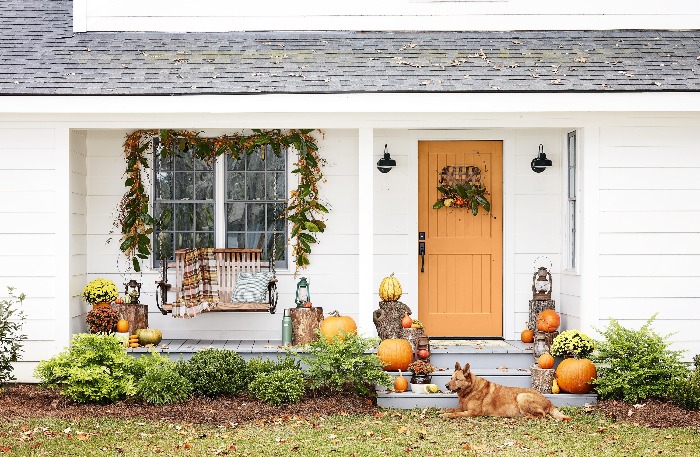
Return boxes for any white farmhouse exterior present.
[2,0,700,381]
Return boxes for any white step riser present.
[428,352,536,371]
[377,392,597,409]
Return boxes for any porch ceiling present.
[2,1,700,96]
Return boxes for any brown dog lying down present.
[442,362,571,420]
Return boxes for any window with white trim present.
[566,131,577,270]
[153,142,288,269]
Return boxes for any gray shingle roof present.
[2,0,700,95]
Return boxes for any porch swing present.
[155,247,278,315]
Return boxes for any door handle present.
[418,242,425,272]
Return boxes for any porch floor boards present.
[129,339,532,355]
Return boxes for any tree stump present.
[531,366,555,394]
[402,327,426,352]
[535,330,559,348]
[290,307,324,345]
[113,303,148,333]
[373,301,412,340]
[528,299,555,331]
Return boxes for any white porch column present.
[55,127,72,350]
[578,125,601,335]
[357,128,375,336]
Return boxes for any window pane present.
[247,232,265,250]
[154,203,174,231]
[196,203,215,231]
[174,153,194,171]
[195,156,213,171]
[157,153,173,171]
[246,172,265,200]
[226,172,246,200]
[266,172,286,200]
[155,171,174,200]
[175,232,193,250]
[174,172,194,200]
[195,171,214,200]
[267,203,285,231]
[175,204,194,231]
[227,233,245,248]
[247,150,265,171]
[226,203,245,231]
[154,232,173,261]
[227,154,244,171]
[266,150,286,171]
[195,232,215,248]
[247,203,265,232]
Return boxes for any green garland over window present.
[118,129,325,273]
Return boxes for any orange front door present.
[417,141,503,337]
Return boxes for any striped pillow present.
[232,272,273,303]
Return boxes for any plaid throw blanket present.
[172,248,220,318]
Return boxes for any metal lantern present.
[532,266,552,300]
[124,279,142,305]
[295,277,310,308]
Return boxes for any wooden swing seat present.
[157,248,277,314]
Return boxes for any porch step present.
[377,391,597,409]
[389,369,533,389]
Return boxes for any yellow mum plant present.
[82,278,119,304]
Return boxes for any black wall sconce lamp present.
[377,144,396,173]
[531,144,552,173]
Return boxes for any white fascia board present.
[3,93,700,116]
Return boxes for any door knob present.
[418,242,425,273]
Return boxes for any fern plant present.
[291,332,392,396]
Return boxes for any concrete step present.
[389,369,533,389]
[377,391,597,409]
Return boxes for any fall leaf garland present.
[117,129,325,272]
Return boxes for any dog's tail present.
[549,406,572,421]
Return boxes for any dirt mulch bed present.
[0,384,376,425]
[594,399,700,428]
[3,384,699,428]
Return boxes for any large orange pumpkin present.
[555,358,597,394]
[536,309,561,333]
[320,311,357,342]
[116,319,129,333]
[377,338,413,371]
[379,273,403,302]
[538,353,555,369]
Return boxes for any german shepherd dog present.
[442,362,571,420]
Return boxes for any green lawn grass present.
[1,407,698,456]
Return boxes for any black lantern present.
[295,277,310,308]
[377,144,396,173]
[125,280,141,305]
[531,144,552,173]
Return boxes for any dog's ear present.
[454,362,461,371]
[463,363,471,373]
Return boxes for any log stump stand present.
[290,307,324,345]
[528,299,556,331]
[373,300,412,340]
[113,303,148,334]
[531,366,555,394]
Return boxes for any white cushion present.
[232,271,273,303]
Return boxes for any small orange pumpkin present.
[537,309,561,333]
[377,338,413,371]
[555,358,597,394]
[394,371,408,392]
[116,319,129,333]
[401,314,413,329]
[538,353,555,369]
[521,328,534,343]
[320,311,357,342]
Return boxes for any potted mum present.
[82,278,119,308]
[407,360,436,385]
[550,329,595,359]
[85,306,119,334]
